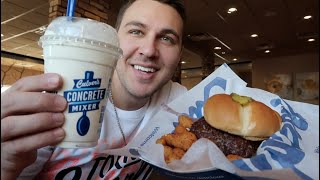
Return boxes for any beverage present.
[39,16,122,148]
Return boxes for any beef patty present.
[190,117,262,158]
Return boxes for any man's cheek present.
[119,42,136,59]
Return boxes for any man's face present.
[115,0,183,99]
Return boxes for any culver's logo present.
[63,71,106,136]
[74,79,101,89]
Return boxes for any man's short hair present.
[115,0,186,31]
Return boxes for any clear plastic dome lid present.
[39,16,122,55]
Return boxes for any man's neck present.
[110,74,150,111]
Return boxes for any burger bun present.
[204,93,282,141]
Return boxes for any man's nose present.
[139,36,158,58]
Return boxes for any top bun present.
[204,93,282,141]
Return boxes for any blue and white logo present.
[64,71,106,136]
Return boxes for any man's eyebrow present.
[124,21,146,28]
[124,21,181,42]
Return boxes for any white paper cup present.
[39,16,122,148]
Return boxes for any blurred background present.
[1,0,319,104]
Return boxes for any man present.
[1,0,187,179]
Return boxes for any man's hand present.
[1,73,67,179]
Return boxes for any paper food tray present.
[104,64,319,180]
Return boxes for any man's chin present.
[130,86,158,99]
[132,90,155,99]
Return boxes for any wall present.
[1,57,44,87]
[181,62,253,90]
[48,0,121,26]
[1,65,43,85]
[181,53,319,105]
[252,52,319,89]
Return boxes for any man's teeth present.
[133,65,155,72]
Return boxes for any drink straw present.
[66,0,77,17]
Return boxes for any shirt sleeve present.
[168,81,188,102]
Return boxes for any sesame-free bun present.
[203,94,282,141]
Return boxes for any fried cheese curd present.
[156,115,197,164]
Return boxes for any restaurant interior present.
[1,0,319,102]
[1,0,319,179]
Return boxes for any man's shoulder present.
[166,80,188,99]
[170,81,188,92]
[151,81,187,105]
[164,80,187,94]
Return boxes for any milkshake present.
[39,16,122,148]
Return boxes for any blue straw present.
[66,0,77,17]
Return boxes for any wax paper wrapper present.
[105,64,319,180]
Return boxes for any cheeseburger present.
[190,93,282,159]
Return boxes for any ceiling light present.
[233,58,237,61]
[1,34,3,37]
[228,7,237,14]
[34,26,47,35]
[265,50,270,53]
[221,52,226,54]
[181,61,186,64]
[251,34,258,38]
[41,54,44,56]
[214,46,221,50]
[308,38,315,42]
[303,15,312,20]
[1,85,11,93]
[15,63,35,68]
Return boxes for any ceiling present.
[1,0,49,59]
[1,0,319,78]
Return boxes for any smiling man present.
[1,0,187,179]
[112,0,185,110]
